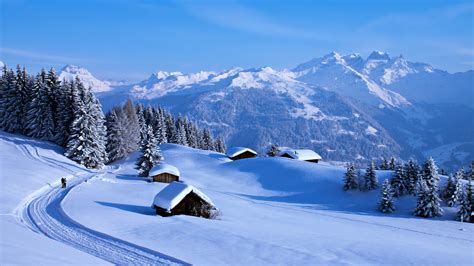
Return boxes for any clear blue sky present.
[1,0,473,81]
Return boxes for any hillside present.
[1,132,472,264]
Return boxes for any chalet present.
[152,182,216,218]
[226,147,258,160]
[277,148,322,163]
[149,163,180,183]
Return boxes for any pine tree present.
[201,128,213,150]
[123,99,140,153]
[136,125,162,177]
[364,161,378,191]
[25,69,55,141]
[105,108,129,162]
[46,68,61,132]
[165,114,177,143]
[379,179,396,213]
[414,179,443,218]
[267,144,280,157]
[186,121,198,148]
[343,163,358,191]
[404,159,419,195]
[380,158,389,170]
[443,170,462,205]
[420,157,440,191]
[456,185,471,222]
[175,115,188,146]
[389,157,396,170]
[391,164,407,197]
[54,80,74,146]
[214,137,226,153]
[447,179,464,207]
[15,65,29,133]
[0,66,21,133]
[65,79,107,168]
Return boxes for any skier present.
[61,177,67,188]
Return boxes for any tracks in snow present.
[14,157,189,265]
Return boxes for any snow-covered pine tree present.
[123,99,140,153]
[65,78,107,168]
[46,68,61,131]
[456,185,471,222]
[156,110,168,144]
[364,161,378,191]
[0,66,22,133]
[135,125,162,177]
[214,137,226,153]
[389,157,396,170]
[201,128,213,150]
[414,179,443,218]
[420,157,440,191]
[390,164,407,197]
[267,144,280,157]
[379,179,395,213]
[185,121,198,148]
[54,79,74,146]
[450,178,464,207]
[165,114,177,144]
[443,169,463,204]
[404,159,419,195]
[380,158,389,170]
[25,69,55,141]
[343,163,358,191]
[175,115,188,146]
[106,107,129,162]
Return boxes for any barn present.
[152,182,217,218]
[277,148,322,163]
[149,163,180,183]
[226,147,258,160]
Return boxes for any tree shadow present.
[95,201,155,215]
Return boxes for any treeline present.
[343,157,474,222]
[0,65,225,169]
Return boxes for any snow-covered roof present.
[149,163,180,177]
[277,148,322,161]
[226,147,257,158]
[152,182,214,212]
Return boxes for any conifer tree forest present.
[0,65,225,169]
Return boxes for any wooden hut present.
[226,147,257,160]
[152,182,216,218]
[148,163,180,183]
[277,148,322,163]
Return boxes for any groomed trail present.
[14,163,189,265]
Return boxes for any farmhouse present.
[277,148,322,163]
[226,147,258,160]
[149,163,180,183]
[152,182,216,218]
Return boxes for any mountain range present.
[59,51,474,170]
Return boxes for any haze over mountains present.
[58,51,474,170]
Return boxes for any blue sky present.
[1,0,473,81]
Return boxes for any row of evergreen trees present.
[343,157,473,222]
[0,65,225,170]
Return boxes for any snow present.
[365,125,378,136]
[277,148,322,161]
[2,133,473,265]
[152,181,214,211]
[226,146,257,158]
[149,163,180,177]
[59,65,112,92]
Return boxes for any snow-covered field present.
[1,132,473,264]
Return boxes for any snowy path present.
[15,169,189,265]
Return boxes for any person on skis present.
[61,177,67,188]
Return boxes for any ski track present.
[13,144,190,265]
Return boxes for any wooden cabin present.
[277,148,322,163]
[226,147,258,160]
[148,163,180,183]
[152,182,216,218]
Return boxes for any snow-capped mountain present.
[293,52,411,108]
[92,52,473,170]
[59,65,112,92]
